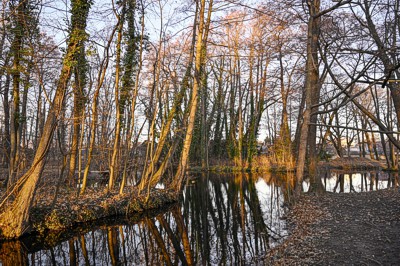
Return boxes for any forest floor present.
[267,188,400,265]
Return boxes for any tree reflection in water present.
[0,172,291,265]
[320,171,399,193]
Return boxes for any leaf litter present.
[266,188,400,265]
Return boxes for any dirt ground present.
[267,188,400,265]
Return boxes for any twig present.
[363,256,383,266]
[363,221,378,229]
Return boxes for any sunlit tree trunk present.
[138,3,200,193]
[108,13,124,191]
[81,22,118,195]
[0,0,92,238]
[172,0,212,191]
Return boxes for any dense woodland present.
[0,0,399,238]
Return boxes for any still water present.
[308,171,399,193]
[0,171,396,265]
[0,172,291,265]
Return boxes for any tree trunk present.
[8,0,26,187]
[2,74,11,168]
[120,3,145,194]
[296,0,322,195]
[0,0,91,238]
[172,0,212,191]
[68,64,86,186]
[81,21,119,195]
[108,13,124,191]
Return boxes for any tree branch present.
[315,0,352,19]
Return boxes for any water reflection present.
[316,171,399,193]
[0,172,291,265]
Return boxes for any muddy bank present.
[267,188,400,265]
[3,186,179,238]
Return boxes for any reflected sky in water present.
[0,172,291,265]
[303,171,399,193]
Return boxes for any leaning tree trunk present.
[108,11,124,191]
[81,21,119,195]
[0,66,71,238]
[172,0,212,191]
[0,0,91,238]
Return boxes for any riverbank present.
[188,156,387,173]
[0,185,179,239]
[267,188,400,265]
[319,157,384,171]
[188,164,294,173]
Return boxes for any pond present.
[0,170,396,265]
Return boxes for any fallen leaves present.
[266,188,400,265]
